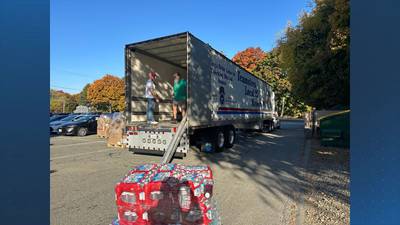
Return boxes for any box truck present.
[125,32,279,158]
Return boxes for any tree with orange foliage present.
[87,75,125,112]
[232,47,266,72]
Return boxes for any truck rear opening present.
[125,33,189,156]
[125,33,188,123]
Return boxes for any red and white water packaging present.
[114,164,217,225]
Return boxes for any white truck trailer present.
[125,32,279,158]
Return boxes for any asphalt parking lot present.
[51,120,306,225]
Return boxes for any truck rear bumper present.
[126,124,189,155]
[128,147,186,158]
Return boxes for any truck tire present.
[224,127,236,148]
[262,121,271,133]
[214,130,225,152]
[77,127,88,136]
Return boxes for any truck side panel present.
[209,49,274,122]
[187,35,213,127]
[188,34,275,128]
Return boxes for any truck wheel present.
[214,130,225,152]
[224,127,236,148]
[77,127,88,136]
[262,121,271,133]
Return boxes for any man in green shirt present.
[172,72,187,122]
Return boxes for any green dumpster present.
[319,110,350,148]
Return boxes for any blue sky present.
[51,0,312,94]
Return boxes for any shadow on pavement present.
[190,120,349,209]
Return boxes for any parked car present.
[50,114,69,122]
[50,114,85,134]
[57,115,99,136]
[87,112,102,116]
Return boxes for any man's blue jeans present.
[146,98,155,122]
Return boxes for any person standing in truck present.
[145,72,158,125]
[172,72,187,123]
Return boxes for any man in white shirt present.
[145,72,158,124]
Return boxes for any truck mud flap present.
[129,148,186,158]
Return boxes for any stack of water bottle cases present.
[112,164,220,225]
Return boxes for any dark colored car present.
[57,115,99,136]
[87,112,102,116]
[50,114,85,134]
[50,114,69,122]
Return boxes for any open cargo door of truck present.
[125,32,188,123]
[125,32,190,156]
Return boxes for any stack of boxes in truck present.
[112,164,220,225]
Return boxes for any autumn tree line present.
[51,0,349,117]
[50,75,125,113]
[233,0,349,117]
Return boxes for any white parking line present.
[51,140,105,148]
[51,136,98,141]
[50,148,111,160]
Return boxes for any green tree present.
[79,83,90,106]
[253,49,307,117]
[277,0,349,109]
